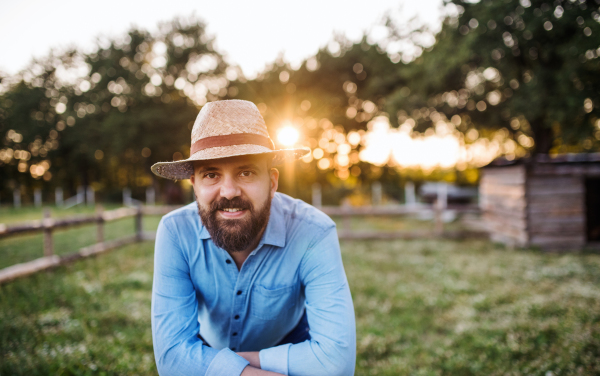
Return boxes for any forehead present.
[193,154,270,171]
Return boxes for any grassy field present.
[1,211,599,375]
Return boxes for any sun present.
[277,126,300,147]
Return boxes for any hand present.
[237,351,260,368]
[240,365,284,376]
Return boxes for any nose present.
[219,174,241,200]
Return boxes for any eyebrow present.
[237,163,261,170]
[197,163,262,173]
[197,166,220,173]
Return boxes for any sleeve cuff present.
[259,344,291,375]
[205,348,250,376]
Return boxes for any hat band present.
[190,133,275,155]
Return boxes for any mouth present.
[218,208,248,218]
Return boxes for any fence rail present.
[320,203,484,239]
[0,203,485,284]
[0,205,178,284]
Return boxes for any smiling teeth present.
[223,208,242,212]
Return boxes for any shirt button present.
[236,290,242,295]
[234,315,240,320]
[232,332,238,336]
[226,259,232,264]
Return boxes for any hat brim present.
[151,144,310,180]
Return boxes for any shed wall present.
[480,165,528,246]
[527,175,586,250]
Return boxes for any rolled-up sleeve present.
[151,218,249,376]
[260,225,356,376]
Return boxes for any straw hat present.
[151,100,309,180]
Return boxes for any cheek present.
[193,182,218,206]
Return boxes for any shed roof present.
[483,153,600,168]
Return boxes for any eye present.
[240,170,253,177]
[204,172,218,179]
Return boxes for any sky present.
[0,0,446,78]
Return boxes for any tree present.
[0,17,230,202]
[385,0,600,155]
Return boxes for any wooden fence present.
[0,203,484,284]
[0,205,178,284]
[321,203,484,240]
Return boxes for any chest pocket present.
[250,284,297,321]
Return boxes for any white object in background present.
[312,183,322,208]
[55,187,63,206]
[86,186,95,206]
[13,189,21,208]
[123,188,132,206]
[146,187,155,206]
[405,181,416,206]
[437,183,448,210]
[34,188,42,207]
[372,181,382,206]
[77,186,85,205]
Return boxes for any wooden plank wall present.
[480,165,528,246]
[527,174,586,250]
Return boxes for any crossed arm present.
[238,353,281,375]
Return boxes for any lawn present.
[1,214,599,375]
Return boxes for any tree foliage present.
[1,1,599,204]
[0,18,230,201]
[385,0,600,154]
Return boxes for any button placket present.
[228,243,268,351]
[230,256,253,351]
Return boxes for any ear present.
[190,170,199,199]
[269,168,279,198]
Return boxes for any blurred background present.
[1,0,600,375]
[1,0,596,207]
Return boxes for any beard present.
[197,195,272,253]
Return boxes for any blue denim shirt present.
[151,192,356,376]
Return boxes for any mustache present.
[210,197,253,212]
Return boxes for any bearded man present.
[150,100,356,376]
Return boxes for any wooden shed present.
[479,153,600,251]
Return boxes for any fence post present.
[405,181,416,207]
[372,181,382,206]
[34,188,42,208]
[96,205,104,244]
[312,183,322,208]
[146,186,155,206]
[437,183,448,211]
[13,189,21,208]
[135,204,143,241]
[55,187,63,207]
[86,186,95,206]
[434,199,444,236]
[123,188,132,206]
[43,208,53,257]
[77,186,85,205]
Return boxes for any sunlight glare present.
[277,125,300,147]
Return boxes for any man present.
[150,100,356,376]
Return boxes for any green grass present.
[1,222,600,375]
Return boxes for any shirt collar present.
[198,194,286,248]
[262,194,286,248]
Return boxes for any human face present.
[190,155,279,252]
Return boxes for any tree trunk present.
[530,117,553,155]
